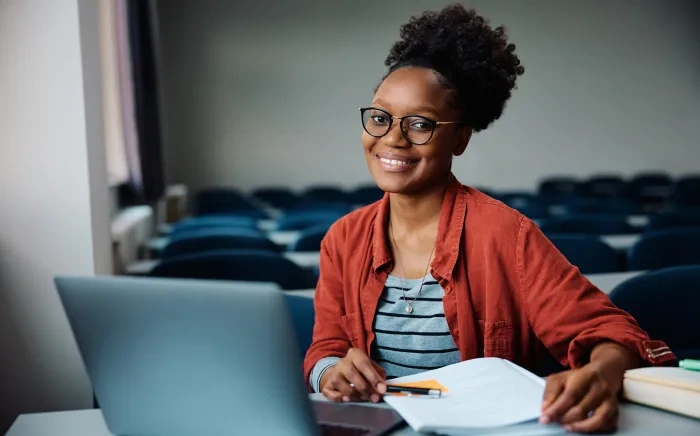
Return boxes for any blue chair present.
[581,176,626,199]
[559,198,642,216]
[538,177,579,197]
[628,228,700,271]
[644,212,700,232]
[548,235,621,274]
[351,185,384,205]
[161,233,281,260]
[671,176,700,208]
[539,216,637,235]
[276,210,345,231]
[514,204,550,220]
[303,186,348,204]
[289,223,331,252]
[195,188,268,218]
[609,266,700,360]
[284,294,315,359]
[627,173,674,208]
[168,226,263,243]
[169,216,259,234]
[498,192,541,208]
[151,249,314,290]
[252,188,299,209]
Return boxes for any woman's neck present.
[388,182,447,234]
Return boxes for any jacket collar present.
[372,174,467,281]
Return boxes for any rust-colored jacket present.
[303,175,675,385]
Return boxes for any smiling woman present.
[303,4,675,434]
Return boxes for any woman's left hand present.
[540,361,622,433]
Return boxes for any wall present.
[155,0,700,193]
[0,0,111,431]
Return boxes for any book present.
[623,367,700,420]
[382,358,555,434]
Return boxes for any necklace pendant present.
[405,305,413,314]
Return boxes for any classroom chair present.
[276,210,346,231]
[150,249,315,290]
[609,266,700,360]
[351,185,384,205]
[627,228,700,271]
[195,188,268,218]
[284,294,315,359]
[252,187,299,209]
[671,176,700,208]
[169,215,259,234]
[539,216,637,235]
[302,186,348,204]
[558,198,642,216]
[538,176,579,197]
[161,232,281,260]
[289,223,332,252]
[548,235,621,274]
[581,175,626,199]
[498,192,541,208]
[644,212,700,232]
[627,173,674,209]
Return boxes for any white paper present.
[383,358,547,432]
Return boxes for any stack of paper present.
[623,367,700,419]
[383,358,558,435]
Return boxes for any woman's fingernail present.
[371,394,380,403]
[342,396,350,402]
[377,383,387,393]
[564,425,573,432]
[539,415,550,424]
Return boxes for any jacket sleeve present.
[302,223,352,388]
[516,218,676,368]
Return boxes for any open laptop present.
[55,275,404,436]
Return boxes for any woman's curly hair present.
[384,4,524,132]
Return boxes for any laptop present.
[55,275,404,436]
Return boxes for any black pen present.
[385,385,442,397]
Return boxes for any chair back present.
[609,266,700,359]
[162,233,280,259]
[539,216,637,235]
[284,294,315,359]
[628,228,700,270]
[548,235,621,274]
[151,249,314,290]
[290,223,331,252]
[645,212,700,232]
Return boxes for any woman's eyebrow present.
[372,100,440,117]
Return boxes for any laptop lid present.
[55,275,317,436]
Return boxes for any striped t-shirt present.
[310,274,460,391]
[371,274,460,379]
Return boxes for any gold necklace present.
[389,222,438,314]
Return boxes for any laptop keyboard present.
[320,423,371,436]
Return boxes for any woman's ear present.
[453,127,472,156]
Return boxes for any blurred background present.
[1,0,700,432]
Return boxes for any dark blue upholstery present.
[581,176,626,199]
[559,198,642,216]
[351,186,384,205]
[150,249,314,290]
[161,233,281,259]
[276,210,345,231]
[539,216,637,235]
[303,186,348,204]
[168,227,263,243]
[628,228,700,270]
[538,177,579,197]
[195,188,268,218]
[290,224,331,252]
[609,266,700,359]
[284,294,315,359]
[672,176,700,208]
[169,216,259,234]
[252,188,299,209]
[548,235,621,273]
[645,212,700,232]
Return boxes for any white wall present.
[155,0,700,193]
[0,0,111,431]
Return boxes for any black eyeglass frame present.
[359,107,465,145]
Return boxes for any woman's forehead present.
[373,67,452,116]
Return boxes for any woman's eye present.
[371,115,388,124]
[410,121,431,131]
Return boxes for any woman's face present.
[362,67,471,195]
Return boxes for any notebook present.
[383,358,556,434]
[623,367,700,420]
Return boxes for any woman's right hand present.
[320,348,387,403]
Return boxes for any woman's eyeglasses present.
[360,107,464,145]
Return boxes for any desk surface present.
[8,398,700,436]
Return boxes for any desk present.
[8,398,700,436]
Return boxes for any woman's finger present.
[351,353,386,393]
[541,373,566,414]
[322,386,344,402]
[328,369,356,399]
[542,372,590,423]
[341,364,374,399]
[565,398,619,433]
[559,383,604,425]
